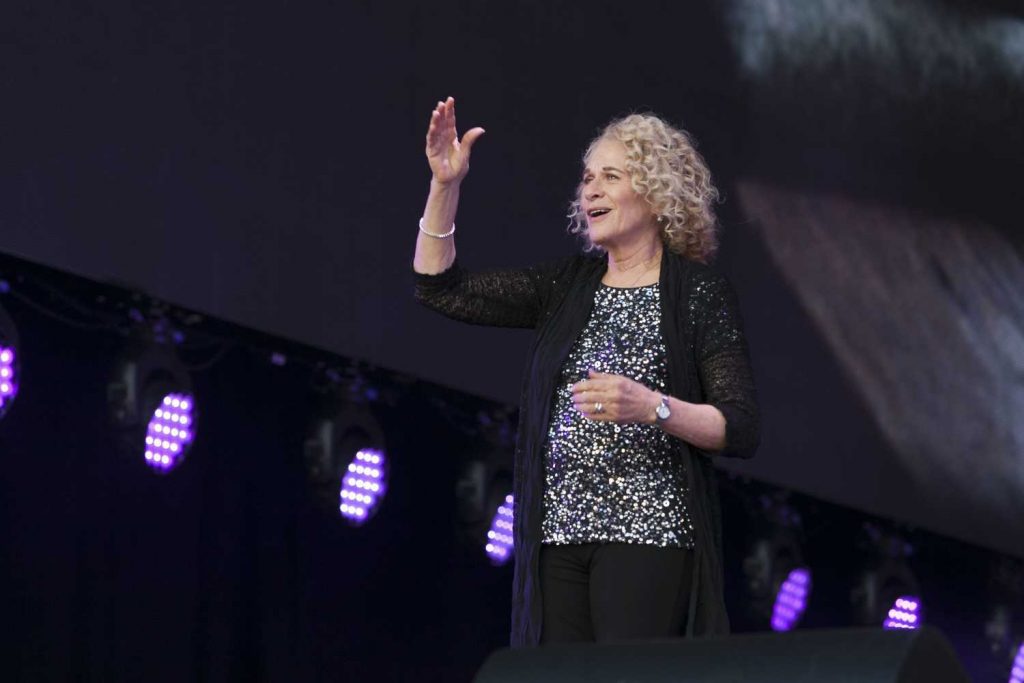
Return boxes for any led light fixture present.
[0,304,20,420]
[109,342,196,473]
[485,494,514,565]
[742,493,812,631]
[771,567,812,632]
[1009,640,1024,683]
[304,401,387,525]
[852,527,922,629]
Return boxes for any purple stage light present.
[485,494,514,565]
[1010,641,1024,683]
[882,595,922,630]
[0,346,18,413]
[143,393,195,473]
[339,448,387,524]
[771,567,812,631]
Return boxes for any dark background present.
[0,279,515,681]
[1,0,1022,678]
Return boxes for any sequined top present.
[541,284,694,548]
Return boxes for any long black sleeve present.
[691,268,760,459]
[413,258,566,329]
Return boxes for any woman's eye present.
[605,174,618,181]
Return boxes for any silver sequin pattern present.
[541,284,694,548]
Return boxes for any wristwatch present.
[655,394,671,423]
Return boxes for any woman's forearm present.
[652,394,727,452]
[413,179,460,274]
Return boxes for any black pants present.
[539,543,694,644]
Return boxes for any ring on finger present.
[594,401,604,414]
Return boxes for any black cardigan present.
[414,249,759,646]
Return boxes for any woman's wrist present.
[430,176,462,193]
[647,388,663,425]
[421,179,461,235]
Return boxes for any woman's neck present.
[603,239,663,287]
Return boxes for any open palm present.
[425,97,485,185]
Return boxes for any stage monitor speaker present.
[473,626,970,683]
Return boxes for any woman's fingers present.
[572,387,609,413]
[572,376,613,397]
[437,98,455,137]
[426,107,453,149]
[461,126,486,154]
[425,113,438,149]
[576,398,612,420]
[571,373,655,423]
[425,96,482,184]
[426,99,449,135]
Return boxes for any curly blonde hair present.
[567,113,720,263]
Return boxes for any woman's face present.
[580,138,658,251]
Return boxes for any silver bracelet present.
[418,216,456,239]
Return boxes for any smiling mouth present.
[587,208,611,220]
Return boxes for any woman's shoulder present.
[667,253,731,290]
[671,256,745,322]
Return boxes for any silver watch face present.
[656,400,671,420]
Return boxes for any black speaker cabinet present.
[473,627,969,682]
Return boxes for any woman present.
[414,97,758,646]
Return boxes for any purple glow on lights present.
[771,567,812,631]
[0,346,18,411]
[339,448,387,524]
[144,393,195,472]
[485,494,514,565]
[883,595,921,630]
[1009,641,1024,683]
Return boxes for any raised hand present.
[425,96,485,186]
